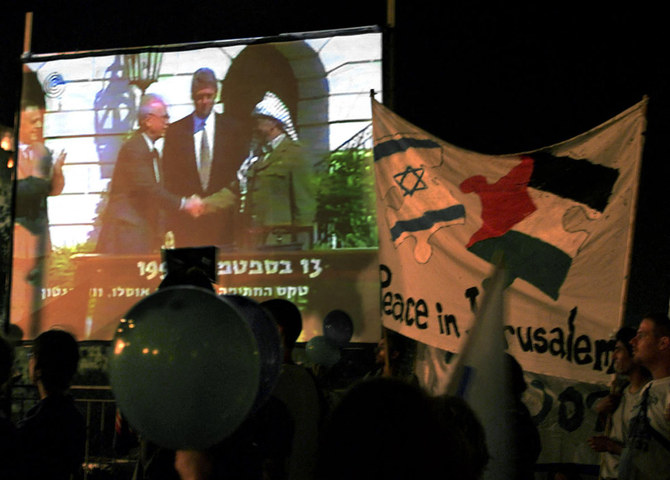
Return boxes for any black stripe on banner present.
[527,151,619,213]
[374,137,441,161]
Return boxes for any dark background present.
[1,1,667,324]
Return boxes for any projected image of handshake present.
[183,188,237,218]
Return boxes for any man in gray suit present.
[98,94,200,253]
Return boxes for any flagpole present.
[23,12,33,55]
[596,96,648,474]
[383,0,396,110]
[617,96,648,327]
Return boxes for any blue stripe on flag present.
[374,137,440,161]
[389,205,466,241]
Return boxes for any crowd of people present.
[586,315,670,480]
[1,298,667,480]
[1,329,84,479]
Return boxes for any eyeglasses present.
[149,113,170,121]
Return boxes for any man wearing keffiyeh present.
[205,91,316,250]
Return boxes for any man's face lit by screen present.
[19,106,44,145]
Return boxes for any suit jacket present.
[246,137,316,228]
[15,146,53,234]
[97,132,181,254]
[162,112,247,248]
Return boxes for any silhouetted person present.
[431,394,490,480]
[16,329,85,479]
[505,353,542,480]
[366,328,417,382]
[0,335,18,479]
[262,298,323,480]
[316,377,448,480]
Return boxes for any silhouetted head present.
[431,394,490,480]
[261,299,302,352]
[30,329,79,394]
[318,377,440,480]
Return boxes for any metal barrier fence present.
[11,384,137,479]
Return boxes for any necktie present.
[151,148,161,183]
[199,128,211,190]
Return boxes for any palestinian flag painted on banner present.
[461,151,619,300]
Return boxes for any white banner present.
[373,98,646,383]
[415,343,608,470]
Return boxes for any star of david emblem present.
[393,165,427,196]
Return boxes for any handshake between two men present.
[181,187,237,219]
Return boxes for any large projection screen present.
[10,27,382,341]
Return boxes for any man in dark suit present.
[161,68,247,249]
[97,94,199,254]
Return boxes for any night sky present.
[1,1,668,323]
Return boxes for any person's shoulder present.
[215,112,241,130]
[121,131,146,147]
[278,363,318,387]
[16,397,47,430]
[275,138,306,161]
[650,375,670,393]
[169,112,194,130]
[164,113,194,142]
[42,394,85,426]
[119,132,150,156]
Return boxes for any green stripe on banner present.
[468,230,572,300]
